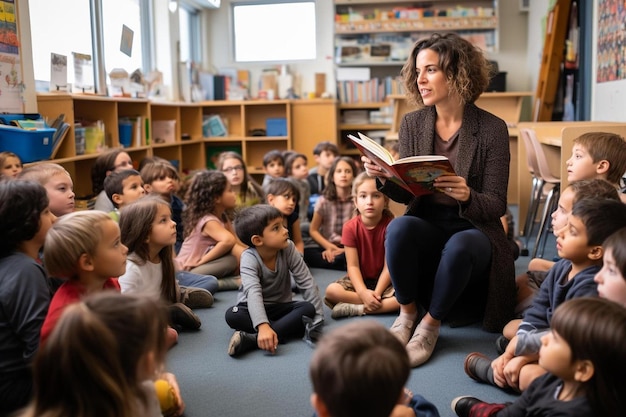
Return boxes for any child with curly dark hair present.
[175,170,247,291]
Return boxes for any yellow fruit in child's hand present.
[154,379,178,416]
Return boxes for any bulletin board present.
[0,0,24,112]
[592,0,626,121]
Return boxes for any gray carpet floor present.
[167,208,555,417]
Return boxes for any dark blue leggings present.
[385,215,491,321]
[224,301,316,342]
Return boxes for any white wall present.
[203,0,531,98]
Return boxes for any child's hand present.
[322,246,344,263]
[503,355,534,390]
[181,263,195,271]
[160,372,186,416]
[359,290,382,312]
[257,323,279,354]
[491,350,513,388]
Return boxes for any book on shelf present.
[347,132,455,197]
[203,115,227,137]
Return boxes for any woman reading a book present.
[362,33,515,367]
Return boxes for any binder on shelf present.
[213,75,227,100]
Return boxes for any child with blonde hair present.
[324,172,399,318]
[305,157,357,270]
[22,292,185,417]
[41,211,127,342]
[19,162,75,217]
[176,170,246,290]
[119,196,214,332]
[0,151,23,178]
[0,180,54,414]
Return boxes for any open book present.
[348,132,455,197]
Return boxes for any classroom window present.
[179,3,201,63]
[102,0,144,76]
[29,0,92,85]
[232,1,316,62]
[29,0,149,89]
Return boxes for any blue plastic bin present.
[0,125,56,163]
[266,118,287,137]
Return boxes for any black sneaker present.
[451,396,482,417]
[227,331,258,357]
[169,302,201,330]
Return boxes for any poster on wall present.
[596,0,626,83]
[0,0,25,112]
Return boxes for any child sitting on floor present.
[305,157,357,270]
[594,227,626,307]
[0,180,54,414]
[22,292,185,417]
[264,178,304,253]
[464,199,626,393]
[104,168,146,221]
[453,297,626,417]
[176,170,246,291]
[40,211,128,343]
[324,172,399,318]
[225,205,324,357]
[19,163,75,217]
[310,320,440,417]
[0,151,23,179]
[261,149,285,188]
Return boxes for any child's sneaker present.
[331,303,364,319]
[180,286,214,309]
[169,302,201,330]
[228,331,258,357]
[451,396,482,417]
[217,276,241,291]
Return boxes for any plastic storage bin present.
[266,118,287,136]
[0,113,56,163]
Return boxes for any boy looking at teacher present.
[307,141,339,220]
[310,320,440,417]
[225,204,324,357]
[464,198,626,393]
[565,132,626,202]
[104,169,146,221]
[261,149,285,188]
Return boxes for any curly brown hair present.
[182,170,229,238]
[401,33,490,108]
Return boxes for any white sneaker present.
[331,303,364,319]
